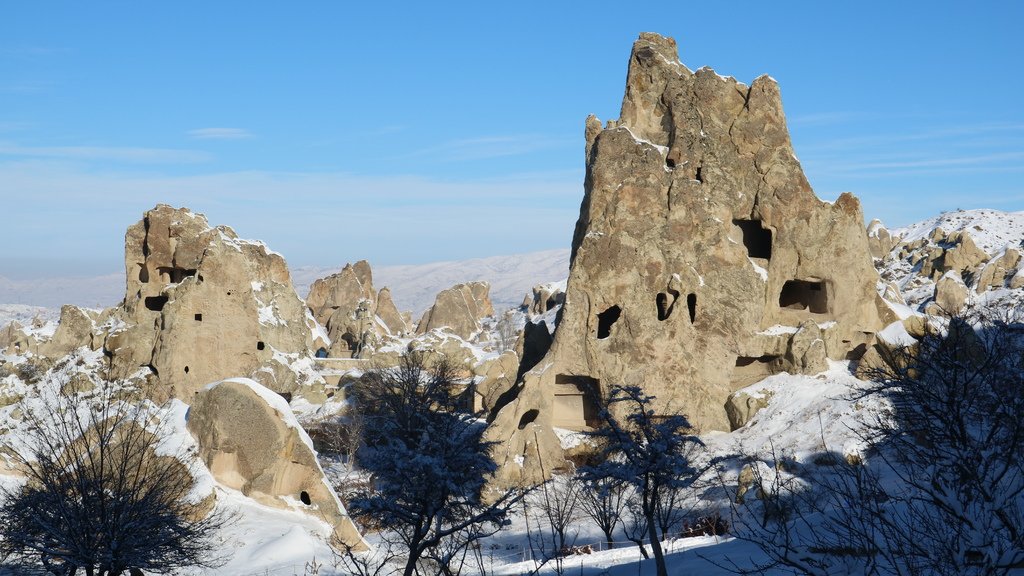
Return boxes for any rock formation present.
[873,210,1024,314]
[187,378,366,550]
[306,261,409,358]
[416,281,495,340]
[484,33,890,486]
[82,205,324,401]
[523,281,566,316]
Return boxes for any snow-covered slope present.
[0,304,59,330]
[893,208,1024,255]
[878,208,1024,311]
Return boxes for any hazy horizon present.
[2,2,1022,281]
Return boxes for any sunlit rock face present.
[102,204,320,401]
[485,33,890,487]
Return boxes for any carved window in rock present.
[731,355,781,389]
[157,266,197,284]
[733,219,772,260]
[144,295,168,312]
[779,280,828,314]
[596,305,621,339]
[553,375,601,430]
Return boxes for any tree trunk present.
[647,510,668,576]
[604,528,614,550]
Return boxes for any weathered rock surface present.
[0,322,36,355]
[485,33,889,486]
[306,261,408,358]
[524,282,566,316]
[929,271,970,315]
[187,378,366,550]
[874,210,1024,312]
[90,205,323,401]
[41,305,105,358]
[416,281,495,340]
[725,388,774,431]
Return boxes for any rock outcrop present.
[306,261,409,358]
[416,281,495,340]
[187,378,366,550]
[874,210,1024,314]
[86,205,323,401]
[484,33,889,486]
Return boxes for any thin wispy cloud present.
[408,134,573,162]
[0,160,581,273]
[0,142,211,163]
[187,127,254,140]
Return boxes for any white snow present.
[747,258,768,281]
[894,208,1024,255]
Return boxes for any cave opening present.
[733,219,772,260]
[779,280,828,313]
[596,305,621,339]
[144,295,168,312]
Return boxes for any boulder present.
[526,282,566,316]
[42,305,100,358]
[416,282,495,340]
[0,322,38,355]
[725,388,774,431]
[474,350,520,413]
[930,271,969,315]
[941,232,989,275]
[187,378,366,550]
[785,321,829,375]
[866,220,897,260]
[976,249,1020,292]
[484,33,887,487]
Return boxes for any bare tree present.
[576,471,627,551]
[0,385,227,576]
[580,385,704,576]
[494,311,518,353]
[723,307,1024,575]
[345,352,527,576]
[528,473,581,556]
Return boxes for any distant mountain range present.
[0,249,571,320]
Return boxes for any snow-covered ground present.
[893,208,1024,255]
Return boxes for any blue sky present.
[1,1,1021,278]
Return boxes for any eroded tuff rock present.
[874,210,1024,314]
[187,378,366,550]
[306,261,409,358]
[93,205,323,401]
[485,33,890,486]
[416,281,495,340]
